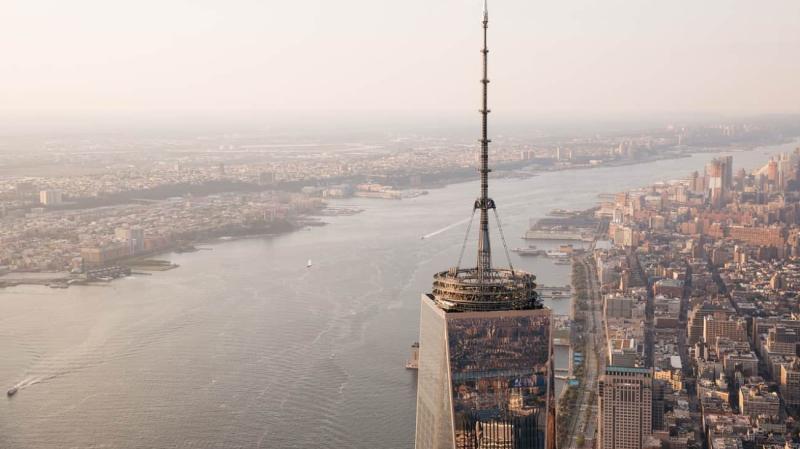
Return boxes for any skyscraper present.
[706,156,733,209]
[39,189,63,206]
[598,366,653,449]
[415,3,553,448]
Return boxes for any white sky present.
[1,0,798,120]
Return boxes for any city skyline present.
[3,1,800,448]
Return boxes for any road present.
[565,256,606,449]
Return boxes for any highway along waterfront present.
[0,141,796,449]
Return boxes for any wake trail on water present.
[7,305,203,396]
[421,216,473,240]
[8,375,50,394]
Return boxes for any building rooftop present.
[430,267,541,312]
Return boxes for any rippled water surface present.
[0,141,795,448]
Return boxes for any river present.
[0,140,796,449]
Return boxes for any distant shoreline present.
[3,137,796,291]
[0,218,313,290]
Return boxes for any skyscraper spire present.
[426,0,539,314]
[476,0,494,280]
[416,5,550,445]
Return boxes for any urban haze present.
[2,1,800,449]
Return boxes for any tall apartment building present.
[707,157,732,209]
[115,227,146,254]
[80,244,131,267]
[688,303,730,345]
[727,225,787,248]
[703,315,747,345]
[765,325,800,356]
[598,366,653,449]
[780,360,800,409]
[39,189,63,206]
[738,385,780,419]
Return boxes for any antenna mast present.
[475,0,494,281]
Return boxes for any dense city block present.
[584,147,800,449]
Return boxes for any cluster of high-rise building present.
[585,148,800,449]
[38,189,63,206]
[411,2,800,448]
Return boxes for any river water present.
[0,141,796,449]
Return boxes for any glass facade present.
[447,309,551,449]
[416,295,455,449]
[416,295,551,449]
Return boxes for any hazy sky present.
[2,0,799,121]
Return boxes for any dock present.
[405,342,419,370]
